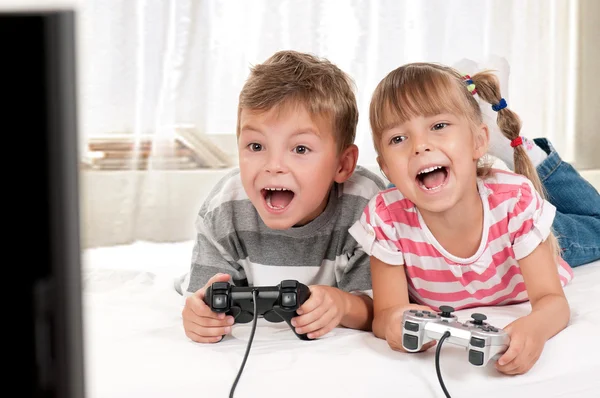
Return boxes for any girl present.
[349,62,590,376]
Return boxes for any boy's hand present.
[291,285,347,339]
[181,273,235,343]
[384,304,437,352]
[495,316,546,375]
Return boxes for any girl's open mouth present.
[416,166,449,192]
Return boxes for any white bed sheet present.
[82,241,600,398]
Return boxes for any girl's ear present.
[473,123,490,160]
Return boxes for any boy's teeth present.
[418,165,443,175]
[266,195,285,209]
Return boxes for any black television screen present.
[2,4,85,398]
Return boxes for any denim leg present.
[534,138,600,267]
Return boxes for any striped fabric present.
[349,169,574,311]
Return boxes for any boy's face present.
[238,103,355,229]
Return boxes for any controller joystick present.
[439,305,455,318]
[470,313,487,325]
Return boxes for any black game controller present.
[203,279,312,340]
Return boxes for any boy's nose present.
[265,153,287,173]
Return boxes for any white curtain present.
[77,0,579,166]
[77,0,583,247]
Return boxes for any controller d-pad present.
[414,312,424,317]
[281,292,297,307]
[212,294,228,309]
[409,310,418,313]
[489,327,498,332]
[428,314,437,318]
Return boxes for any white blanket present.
[82,241,600,398]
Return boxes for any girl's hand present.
[495,316,546,375]
[385,304,438,352]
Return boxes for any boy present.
[176,50,387,343]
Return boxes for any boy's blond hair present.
[236,50,358,153]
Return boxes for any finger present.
[182,306,235,327]
[497,337,523,367]
[184,330,225,344]
[183,319,232,338]
[420,341,437,352]
[496,356,523,374]
[296,307,337,335]
[186,294,227,320]
[296,291,324,316]
[504,351,540,375]
[307,317,339,339]
[293,301,328,329]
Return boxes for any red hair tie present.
[510,137,523,148]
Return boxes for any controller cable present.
[229,289,259,398]
[435,331,452,398]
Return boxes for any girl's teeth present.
[419,182,443,191]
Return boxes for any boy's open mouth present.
[416,165,449,191]
[261,187,295,210]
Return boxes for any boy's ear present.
[334,144,359,183]
[473,123,489,160]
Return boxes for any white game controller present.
[401,305,510,366]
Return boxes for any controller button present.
[489,327,499,332]
[281,292,297,307]
[415,312,424,317]
[422,311,430,314]
[404,321,419,332]
[409,309,418,313]
[470,337,485,348]
[428,314,437,318]
[403,334,419,350]
[281,280,297,289]
[468,349,485,366]
[212,282,230,290]
[212,294,228,309]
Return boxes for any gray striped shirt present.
[176,165,386,295]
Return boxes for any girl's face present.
[377,112,489,214]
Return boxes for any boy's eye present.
[390,136,406,145]
[432,123,448,131]
[293,145,310,154]
[248,143,262,152]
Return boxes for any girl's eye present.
[293,145,310,154]
[390,136,406,145]
[432,123,448,131]
[248,143,262,152]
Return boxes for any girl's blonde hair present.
[369,62,561,260]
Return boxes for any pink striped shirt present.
[349,169,574,311]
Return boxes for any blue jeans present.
[386,138,600,267]
[534,138,600,267]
